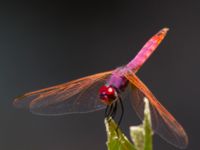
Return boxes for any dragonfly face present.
[99,85,118,105]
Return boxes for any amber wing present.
[13,71,112,115]
[124,71,188,149]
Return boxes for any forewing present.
[13,71,112,115]
[124,72,188,149]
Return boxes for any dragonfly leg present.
[118,96,124,126]
[105,104,113,118]
[111,101,117,119]
[115,96,124,133]
[104,96,124,136]
[105,102,117,119]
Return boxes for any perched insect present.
[14,28,188,149]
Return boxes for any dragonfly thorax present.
[99,85,118,105]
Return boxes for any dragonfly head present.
[99,85,118,105]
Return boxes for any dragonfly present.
[14,28,188,149]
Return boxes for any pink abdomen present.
[107,28,169,91]
[127,28,169,72]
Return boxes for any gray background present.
[0,0,199,150]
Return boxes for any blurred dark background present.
[0,0,199,150]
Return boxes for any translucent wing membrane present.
[13,71,112,115]
[125,71,188,149]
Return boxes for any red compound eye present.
[99,85,117,105]
[107,87,115,95]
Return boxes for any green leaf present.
[130,125,144,150]
[105,117,136,150]
[143,97,153,150]
[105,97,153,150]
[130,97,153,150]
